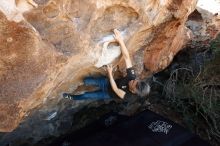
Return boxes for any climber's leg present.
[63,90,111,100]
[84,76,109,91]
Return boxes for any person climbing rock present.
[63,29,150,100]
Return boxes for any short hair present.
[136,81,151,97]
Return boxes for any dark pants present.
[70,76,111,100]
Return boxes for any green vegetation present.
[163,36,220,145]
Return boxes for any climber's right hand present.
[113,29,123,43]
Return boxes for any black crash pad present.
[51,110,211,146]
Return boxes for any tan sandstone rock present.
[0,0,198,132]
[186,0,220,49]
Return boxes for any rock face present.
[186,0,220,49]
[0,0,198,132]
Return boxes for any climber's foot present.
[63,93,72,100]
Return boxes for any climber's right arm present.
[113,29,132,69]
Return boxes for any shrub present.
[163,35,220,145]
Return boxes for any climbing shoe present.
[63,93,72,100]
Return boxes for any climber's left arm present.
[106,65,125,99]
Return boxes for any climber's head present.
[128,80,150,97]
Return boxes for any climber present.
[63,29,150,100]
